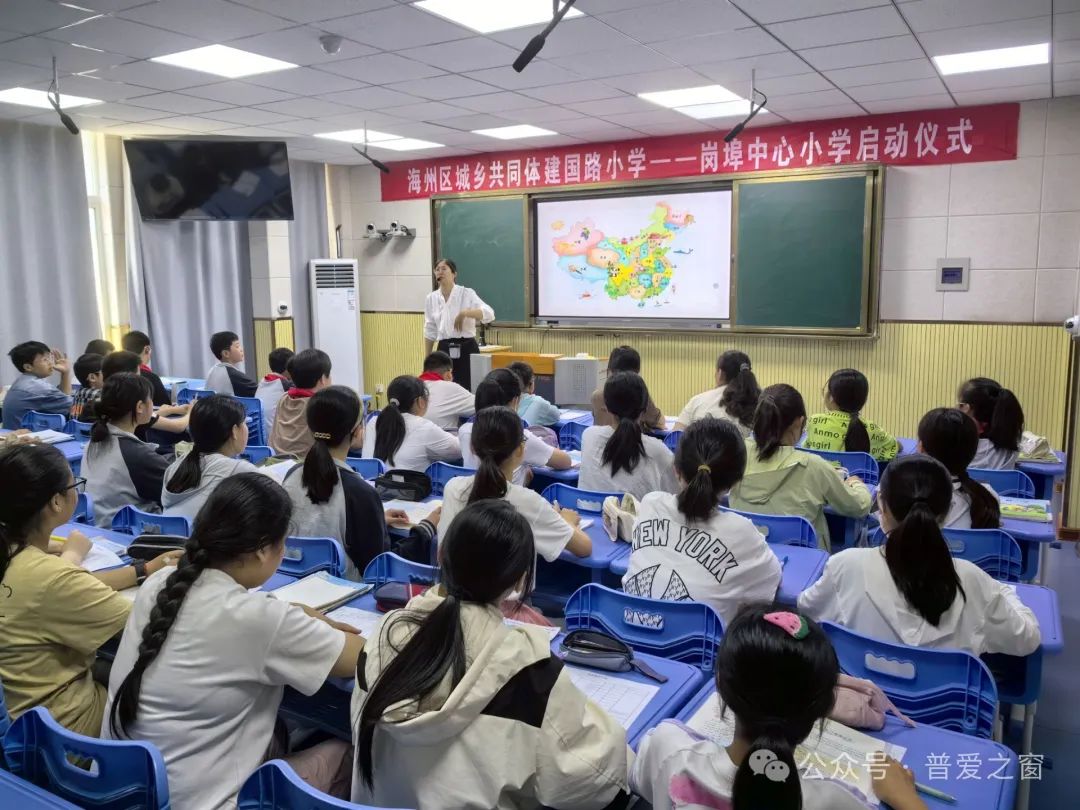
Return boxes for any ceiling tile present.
[124,91,232,114]
[1054,79,1080,95]
[900,0,1051,33]
[567,95,656,116]
[438,112,514,131]
[228,0,396,24]
[0,58,49,87]
[244,67,365,95]
[257,97,348,118]
[180,81,296,105]
[201,107,298,126]
[782,102,867,121]
[732,1,888,24]
[463,61,581,90]
[307,109,411,130]
[337,5,473,50]
[598,0,753,42]
[632,120,718,136]
[317,86,421,109]
[72,101,171,122]
[754,72,835,95]
[549,117,645,137]
[1055,11,1080,40]
[799,35,925,70]
[694,51,811,86]
[67,0,160,10]
[452,91,550,112]
[0,29,19,43]
[952,83,1050,105]
[89,61,215,91]
[381,99,470,121]
[319,53,445,84]
[1056,39,1080,62]
[275,118,361,135]
[502,105,588,124]
[601,108,700,127]
[1056,60,1080,80]
[119,0,290,41]
[943,64,1051,92]
[24,73,143,102]
[602,67,713,94]
[215,125,298,137]
[229,26,378,67]
[860,94,955,113]
[0,0,99,34]
[918,16,1051,56]
[768,6,907,49]
[550,45,676,79]
[521,80,623,105]
[143,115,231,133]
[386,74,500,100]
[0,36,132,73]
[847,77,947,102]
[824,58,937,88]
[574,0,654,12]
[765,88,860,111]
[105,121,195,136]
[650,26,785,65]
[398,37,520,73]
[44,17,206,60]
[490,18,637,59]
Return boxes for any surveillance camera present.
[1065,315,1080,337]
[319,34,343,55]
[389,220,399,231]
[277,301,289,316]
[365,223,376,234]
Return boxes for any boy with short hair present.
[70,353,104,421]
[255,347,294,440]
[269,348,332,457]
[205,331,258,397]
[418,350,475,430]
[589,345,666,431]
[101,350,190,439]
[84,339,115,356]
[121,330,170,407]
[3,341,74,430]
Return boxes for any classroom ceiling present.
[0,0,1074,163]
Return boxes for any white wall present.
[332,97,1080,323]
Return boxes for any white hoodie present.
[350,589,629,810]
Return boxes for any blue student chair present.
[65,420,94,441]
[0,677,11,747]
[279,537,346,578]
[72,493,95,525]
[968,468,1036,499]
[239,760,411,810]
[663,430,682,452]
[111,506,192,538]
[564,584,724,671]
[539,483,621,515]
[821,622,998,739]
[20,411,66,432]
[721,507,818,548]
[424,462,473,496]
[234,397,266,446]
[237,445,274,465]
[344,457,386,479]
[799,448,880,485]
[867,526,1023,582]
[175,388,214,406]
[558,420,590,452]
[363,552,438,590]
[2,707,170,810]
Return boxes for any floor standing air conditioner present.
[309,259,364,393]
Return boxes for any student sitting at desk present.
[917,408,1000,529]
[459,368,572,485]
[70,352,104,421]
[205,330,258,398]
[270,348,332,458]
[83,373,172,528]
[2,341,73,430]
[509,360,561,427]
[799,455,1039,657]
[122,330,170,407]
[417,350,475,430]
[362,375,461,473]
[957,377,1025,469]
[255,347,293,439]
[623,418,781,625]
[104,474,365,809]
[632,604,924,810]
[804,369,899,462]
[591,345,666,431]
[283,386,439,576]
[99,351,191,439]
[673,350,760,437]
[85,338,115,356]
[161,395,257,521]
[351,499,627,810]
[729,384,871,551]
[580,372,678,500]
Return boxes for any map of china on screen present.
[536,189,732,321]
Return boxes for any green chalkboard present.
[433,196,528,324]
[733,174,873,333]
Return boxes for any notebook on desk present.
[270,572,372,611]
[1000,497,1052,523]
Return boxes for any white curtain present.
[0,121,100,364]
[287,160,329,350]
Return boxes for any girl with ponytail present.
[362,374,460,472]
[805,369,899,461]
[161,395,256,520]
[801,455,1040,656]
[284,386,440,576]
[104,473,366,809]
[351,500,627,809]
[674,350,761,435]
[958,377,1025,469]
[632,604,924,810]
[622,417,781,624]
[579,371,678,499]
[731,384,872,550]
[917,407,1001,529]
[83,372,172,528]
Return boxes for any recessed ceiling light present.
[638,84,742,109]
[472,124,557,139]
[678,100,767,120]
[0,87,101,109]
[933,43,1049,75]
[314,129,402,144]
[413,0,583,34]
[151,45,297,78]
[372,137,444,151]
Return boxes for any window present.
[81,131,123,345]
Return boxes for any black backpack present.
[373,469,432,502]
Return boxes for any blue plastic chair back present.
[800,448,880,484]
[233,397,265,446]
[2,707,170,809]
[564,584,723,670]
[21,411,66,432]
[539,483,622,515]
[72,493,95,525]
[237,446,274,465]
[821,622,998,738]
[175,387,214,406]
[65,420,94,441]
[362,552,438,590]
[663,430,682,452]
[968,468,1036,498]
[344,457,387,479]
[111,506,191,538]
[558,420,588,451]
[425,462,473,496]
[279,537,346,578]
[0,677,10,743]
[721,507,817,548]
[238,760,410,809]
[866,526,1022,582]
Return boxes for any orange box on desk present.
[491,352,564,376]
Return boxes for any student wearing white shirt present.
[423,258,495,390]
[442,407,590,561]
[917,407,1000,529]
[103,474,365,810]
[632,604,924,810]
[362,375,460,472]
[459,368,572,486]
[799,455,1040,658]
[579,372,678,499]
[957,377,1025,470]
[624,418,781,625]
[417,350,474,430]
[673,350,760,437]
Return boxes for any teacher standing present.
[424,258,494,391]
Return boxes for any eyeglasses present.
[62,478,87,495]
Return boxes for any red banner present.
[380,103,1018,201]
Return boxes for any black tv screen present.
[124,139,294,221]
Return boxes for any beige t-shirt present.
[0,545,130,735]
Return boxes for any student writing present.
[417,350,475,430]
[508,360,561,427]
[351,499,627,810]
[362,375,461,473]
[269,348,332,458]
[804,368,899,462]
[2,341,73,430]
[255,347,293,439]
[917,407,1000,529]
[673,350,760,437]
[958,377,1025,469]
[205,330,258,398]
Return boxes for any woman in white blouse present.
[423,258,494,390]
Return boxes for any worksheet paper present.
[686,693,905,807]
[382,499,443,525]
[80,538,126,572]
[558,410,590,420]
[327,606,384,639]
[564,667,659,730]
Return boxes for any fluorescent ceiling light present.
[151,45,296,78]
[638,84,741,109]
[371,137,444,151]
[933,43,1049,75]
[314,129,401,144]
[414,0,583,33]
[0,87,101,108]
[679,100,767,120]
[472,124,556,139]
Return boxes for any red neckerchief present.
[264,373,286,382]
[139,364,153,374]
[286,387,316,399]
[418,371,443,382]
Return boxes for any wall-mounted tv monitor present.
[124,139,294,221]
